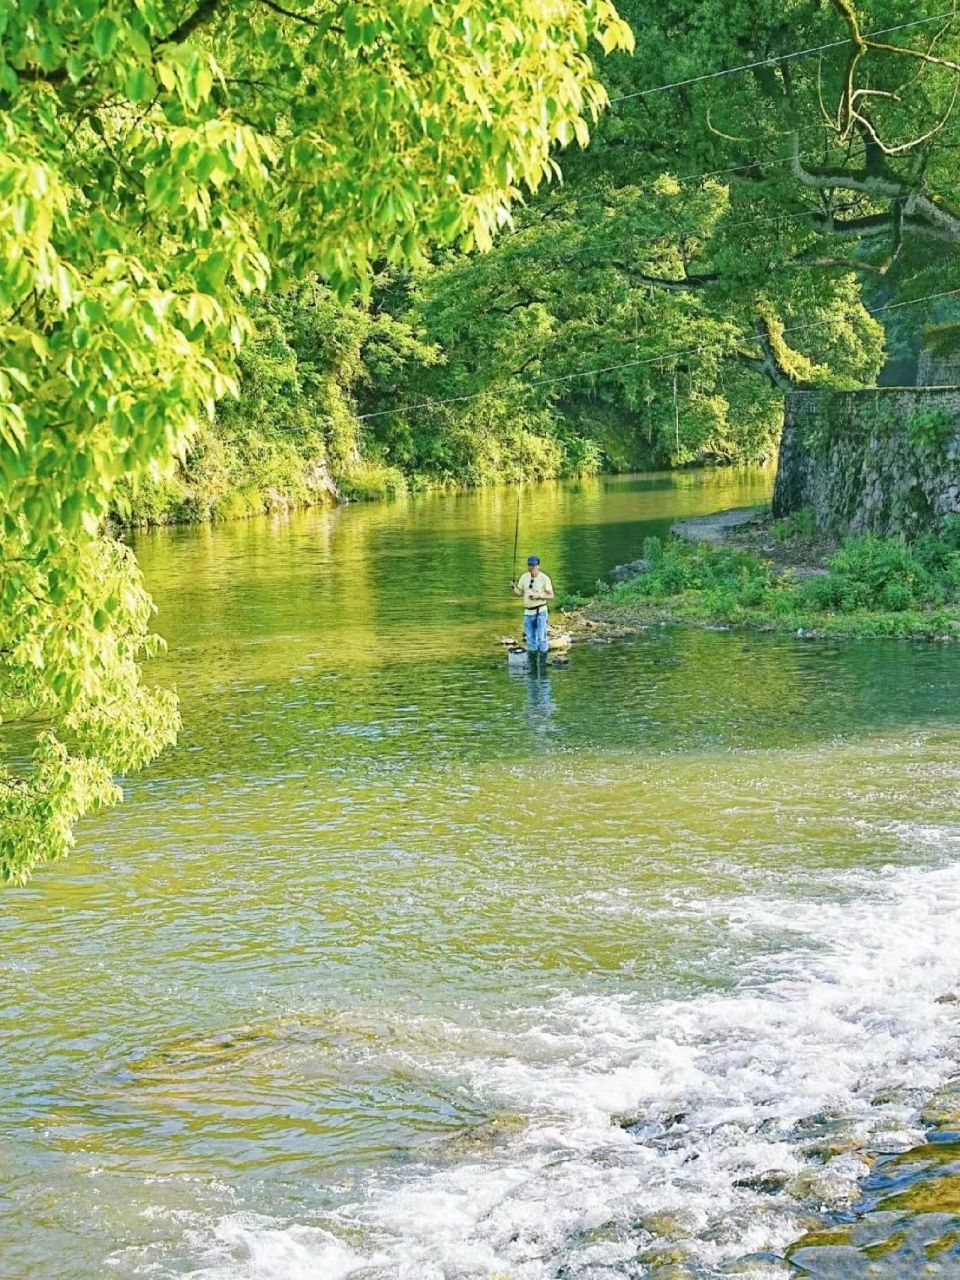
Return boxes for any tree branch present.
[812,210,894,236]
[19,0,228,85]
[486,295,548,315]
[162,0,226,45]
[735,315,811,391]
[257,0,324,28]
[787,253,883,274]
[512,352,543,377]
[789,132,960,242]
[610,265,718,291]
[825,0,960,154]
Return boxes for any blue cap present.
[527,555,540,565]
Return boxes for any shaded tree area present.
[178,0,960,510]
[412,0,960,463]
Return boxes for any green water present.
[4,469,960,1280]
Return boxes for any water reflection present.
[511,658,556,738]
[134,469,777,684]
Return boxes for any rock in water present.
[610,558,650,582]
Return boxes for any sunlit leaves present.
[0,533,179,885]
[0,0,629,881]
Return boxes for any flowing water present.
[4,469,960,1280]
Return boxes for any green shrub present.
[593,530,960,639]
[768,589,801,619]
[881,580,913,612]
[797,573,842,611]
[642,535,663,565]
[905,407,954,451]
[701,587,738,620]
[616,537,772,602]
[828,535,927,608]
[736,578,769,608]
[936,515,960,552]
[340,461,407,501]
[837,578,873,612]
[770,508,816,542]
[795,508,816,538]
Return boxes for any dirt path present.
[670,505,765,544]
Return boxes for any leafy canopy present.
[360,0,960,468]
[0,0,632,882]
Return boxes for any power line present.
[608,11,959,105]
[670,142,842,188]
[356,287,960,422]
[502,14,960,250]
[505,131,878,257]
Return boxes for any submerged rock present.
[733,1170,792,1195]
[921,1078,960,1130]
[632,1208,700,1239]
[719,1253,793,1276]
[432,1112,528,1158]
[610,557,651,582]
[789,1153,871,1208]
[785,1206,960,1275]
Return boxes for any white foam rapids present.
[181,853,960,1279]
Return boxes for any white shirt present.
[516,571,553,615]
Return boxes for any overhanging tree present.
[0,0,633,882]
[379,1,960,466]
[595,0,960,377]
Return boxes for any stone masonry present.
[773,387,960,538]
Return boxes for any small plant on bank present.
[642,535,663,565]
[905,406,954,452]
[615,539,771,603]
[558,591,591,610]
[770,508,816,543]
[939,514,960,550]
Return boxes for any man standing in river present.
[513,555,554,657]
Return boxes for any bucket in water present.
[506,646,528,666]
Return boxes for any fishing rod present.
[512,426,523,583]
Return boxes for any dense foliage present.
[418,0,960,462]
[146,0,960,522]
[587,526,960,637]
[7,0,960,877]
[0,0,631,881]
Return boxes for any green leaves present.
[0,531,180,885]
[92,15,118,58]
[0,0,632,881]
[124,64,156,103]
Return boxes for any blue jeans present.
[524,608,549,653]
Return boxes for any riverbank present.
[112,442,592,529]
[565,506,960,642]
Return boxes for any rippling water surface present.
[4,470,960,1279]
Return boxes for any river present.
[3,469,960,1280]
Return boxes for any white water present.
[175,833,960,1280]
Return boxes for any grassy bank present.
[569,513,960,641]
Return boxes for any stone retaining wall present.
[773,387,960,537]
